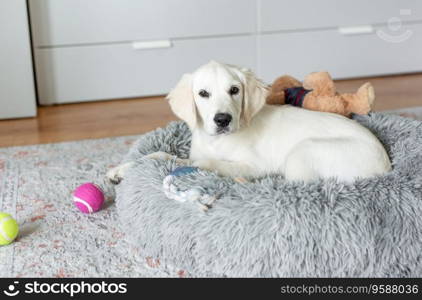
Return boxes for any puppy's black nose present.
[214,113,232,128]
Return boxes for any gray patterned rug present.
[0,107,421,278]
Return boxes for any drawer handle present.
[338,25,374,35]
[132,40,172,50]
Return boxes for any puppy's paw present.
[144,151,174,161]
[192,160,214,171]
[106,167,123,185]
[234,177,248,184]
[145,151,191,167]
[106,162,133,185]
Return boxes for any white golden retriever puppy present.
[108,61,391,183]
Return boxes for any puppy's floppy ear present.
[239,68,269,124]
[166,73,197,129]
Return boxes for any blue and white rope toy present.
[163,166,216,211]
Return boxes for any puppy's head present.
[167,61,268,135]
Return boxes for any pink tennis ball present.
[73,183,104,214]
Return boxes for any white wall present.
[0,0,36,119]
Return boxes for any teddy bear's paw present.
[359,82,375,107]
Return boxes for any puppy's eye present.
[229,86,240,95]
[198,90,210,98]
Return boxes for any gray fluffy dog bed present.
[115,113,422,277]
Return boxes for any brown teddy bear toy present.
[266,71,375,117]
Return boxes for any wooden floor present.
[1,73,421,147]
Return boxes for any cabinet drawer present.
[260,0,422,32]
[29,0,256,47]
[35,36,256,104]
[259,23,422,82]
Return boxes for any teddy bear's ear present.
[272,75,302,91]
[166,74,198,129]
[239,69,269,125]
[302,71,336,95]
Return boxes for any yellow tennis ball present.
[0,212,19,246]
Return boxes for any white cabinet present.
[0,0,36,119]
[29,0,422,105]
[30,0,256,46]
[29,0,257,104]
[257,0,422,81]
[259,23,422,82]
[260,0,422,32]
[35,36,256,104]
